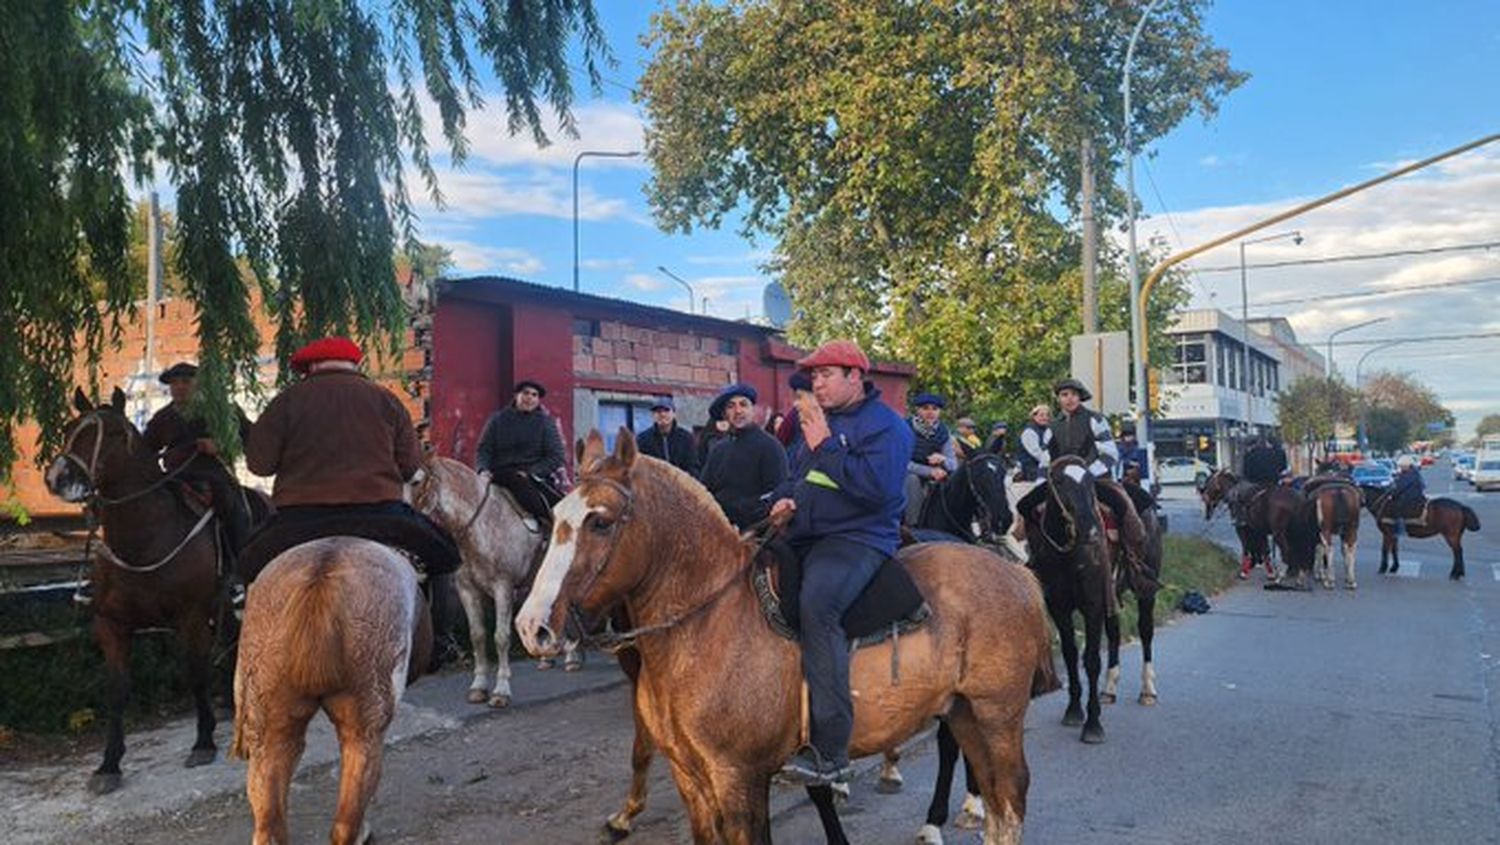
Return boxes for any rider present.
[952,417,983,464]
[1231,435,1287,526]
[903,392,956,524]
[698,383,788,529]
[142,362,254,559]
[635,397,699,476]
[1016,404,1051,483]
[1388,455,1426,535]
[986,420,1011,465]
[1014,379,1148,571]
[475,380,566,530]
[767,340,912,786]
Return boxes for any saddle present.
[751,538,930,647]
[1380,497,1429,525]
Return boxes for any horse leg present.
[876,747,904,793]
[1081,607,1106,744]
[1449,531,1466,581]
[1049,604,1083,727]
[1319,535,1335,589]
[957,755,986,830]
[1377,527,1390,574]
[1389,535,1401,575]
[325,692,390,845]
[1138,590,1158,706]
[917,722,960,843]
[1101,611,1121,705]
[181,614,218,767]
[807,785,850,845]
[709,769,772,845]
[488,581,516,707]
[245,701,316,845]
[1344,532,1358,591]
[945,700,1026,845]
[605,656,654,843]
[89,616,132,795]
[457,578,491,704]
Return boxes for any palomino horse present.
[1027,456,1113,743]
[1301,478,1362,590]
[1199,470,1275,579]
[517,431,1057,845]
[1360,486,1481,579]
[1102,487,1163,708]
[412,456,576,707]
[44,388,225,794]
[233,538,432,845]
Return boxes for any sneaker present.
[777,746,850,787]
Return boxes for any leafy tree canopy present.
[639,0,1244,425]
[3,0,606,472]
[1475,413,1500,441]
[1277,375,1358,450]
[1364,406,1412,455]
[1361,370,1451,442]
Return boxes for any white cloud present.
[442,241,545,276]
[581,257,634,271]
[420,95,646,169]
[408,165,629,222]
[624,273,664,292]
[685,250,773,266]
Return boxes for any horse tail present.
[1032,648,1062,698]
[281,560,349,695]
[1332,487,1351,530]
[1464,505,1481,532]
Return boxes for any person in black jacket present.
[475,380,565,527]
[635,397,698,475]
[1229,436,1287,526]
[699,383,788,528]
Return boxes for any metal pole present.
[1355,340,1405,448]
[1081,138,1098,333]
[573,150,641,293]
[1240,240,1250,437]
[657,266,697,315]
[1326,316,1388,378]
[1123,0,1163,471]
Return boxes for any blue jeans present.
[796,536,888,767]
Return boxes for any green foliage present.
[1278,375,1358,448]
[1476,414,1500,440]
[2,0,607,471]
[1364,406,1412,454]
[1360,370,1450,442]
[639,0,1242,424]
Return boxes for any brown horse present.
[233,538,432,845]
[516,431,1056,845]
[1302,478,1362,590]
[1103,488,1163,707]
[44,388,225,795]
[1199,469,1275,579]
[1360,486,1481,579]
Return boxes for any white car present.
[1454,454,1475,481]
[1475,457,1500,492]
[1157,456,1212,486]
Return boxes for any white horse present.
[413,456,579,708]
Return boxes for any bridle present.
[414,464,498,542]
[936,455,1003,543]
[1039,460,1094,555]
[58,409,193,506]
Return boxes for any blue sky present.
[388,2,1500,435]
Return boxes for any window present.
[598,399,660,451]
[573,318,601,337]
[718,338,739,356]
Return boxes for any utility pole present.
[1080,138,1098,333]
[141,192,163,421]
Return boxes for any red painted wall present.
[431,300,504,464]
[510,301,577,453]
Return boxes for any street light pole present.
[1325,316,1389,378]
[1123,0,1163,470]
[657,265,697,315]
[573,150,641,292]
[1238,230,1301,438]
[1355,340,1406,449]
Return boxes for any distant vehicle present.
[1351,462,1393,489]
[1374,458,1397,475]
[1420,454,1436,467]
[1158,456,1212,486]
[1473,458,1500,492]
[1454,454,1476,481]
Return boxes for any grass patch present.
[1114,534,1238,640]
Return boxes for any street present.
[4,463,1499,844]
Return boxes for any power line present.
[1319,329,1500,347]
[1139,157,1212,299]
[1190,240,1500,273]
[570,62,640,97]
[1248,275,1500,310]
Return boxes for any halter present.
[1039,461,1089,555]
[415,465,500,543]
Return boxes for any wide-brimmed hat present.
[1053,378,1093,402]
[514,380,546,398]
[912,392,945,409]
[796,339,871,372]
[650,397,675,411]
[290,337,363,374]
[158,362,198,384]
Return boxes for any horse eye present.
[591,516,615,533]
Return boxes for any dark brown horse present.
[43,388,225,794]
[1199,470,1275,579]
[1103,488,1162,707]
[517,431,1057,844]
[1027,456,1112,744]
[1302,478,1362,590]
[1360,486,1481,579]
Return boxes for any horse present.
[1026,456,1113,744]
[517,430,1057,845]
[1302,478,1362,590]
[232,538,432,845]
[43,388,228,795]
[914,453,1013,545]
[1102,484,1163,707]
[1360,486,1481,580]
[1199,469,1275,579]
[412,456,579,707]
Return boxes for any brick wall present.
[573,320,739,389]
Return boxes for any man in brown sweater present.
[237,337,460,585]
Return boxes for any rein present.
[96,509,216,573]
[1039,468,1081,554]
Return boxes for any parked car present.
[1350,462,1393,489]
[1473,458,1500,492]
[1454,454,1476,481]
[1419,454,1436,467]
[1374,458,1397,476]
[1158,456,1212,486]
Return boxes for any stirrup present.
[73,582,94,606]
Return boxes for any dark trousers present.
[236,501,462,584]
[795,536,888,767]
[491,470,561,525]
[178,459,252,555]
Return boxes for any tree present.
[1475,414,1500,440]
[2,0,607,471]
[1278,375,1358,453]
[1364,407,1412,455]
[1361,370,1451,442]
[638,0,1243,425]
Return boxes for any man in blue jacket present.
[767,340,913,786]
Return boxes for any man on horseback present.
[903,392,957,525]
[766,340,913,786]
[699,383,788,529]
[476,380,566,531]
[1016,404,1051,483]
[634,397,699,476]
[1386,455,1426,535]
[1015,379,1149,572]
[1230,436,1287,526]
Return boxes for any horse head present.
[44,387,141,503]
[962,454,1012,541]
[516,428,645,657]
[1041,456,1102,552]
[1199,469,1235,520]
[410,455,476,527]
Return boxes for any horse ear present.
[73,387,92,414]
[613,426,637,467]
[110,387,126,413]
[578,430,607,475]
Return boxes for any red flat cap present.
[290,336,364,374]
[797,339,871,372]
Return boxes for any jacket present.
[1018,422,1049,481]
[144,402,253,471]
[774,385,913,556]
[636,422,699,476]
[699,425,788,528]
[476,405,565,479]
[907,419,957,479]
[1049,407,1118,478]
[246,370,421,507]
[1243,444,1287,484]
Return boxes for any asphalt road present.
[9,460,1500,844]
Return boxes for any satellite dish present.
[762,281,793,329]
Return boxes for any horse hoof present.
[917,823,945,844]
[564,657,584,673]
[1138,692,1158,706]
[600,818,632,844]
[1389,564,1399,574]
[87,771,122,795]
[955,795,986,829]
[1062,709,1085,727]
[1100,691,1117,705]
[875,774,904,794]
[536,658,555,671]
[1451,573,1465,581]
[1346,582,1358,591]
[467,688,488,704]
[184,747,216,768]
[1237,571,1248,581]
[488,693,512,709]
[1081,724,1106,744]
[831,780,851,805]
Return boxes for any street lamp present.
[1123,0,1164,467]
[1355,340,1406,449]
[1238,230,1302,437]
[573,150,641,292]
[656,266,697,315]
[1325,316,1389,377]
